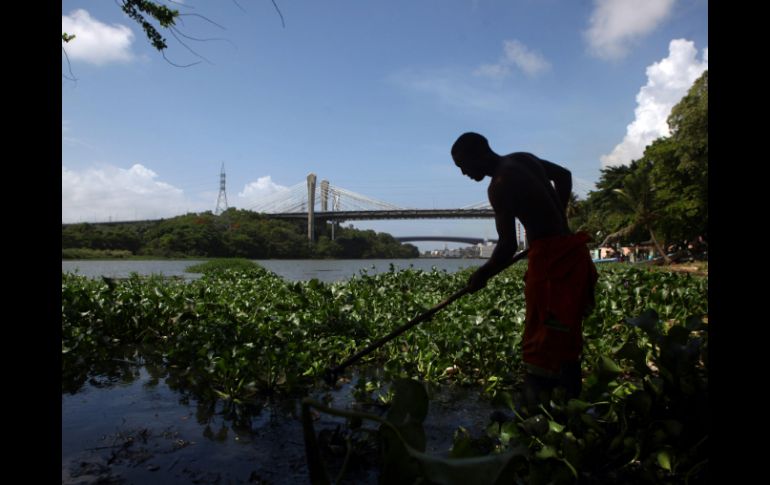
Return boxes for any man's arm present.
[467,182,518,292]
[540,159,572,216]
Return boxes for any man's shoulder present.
[504,152,538,161]
[501,152,542,172]
[495,155,533,181]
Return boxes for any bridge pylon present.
[307,173,317,243]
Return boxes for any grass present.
[185,258,262,273]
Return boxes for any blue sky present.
[62,0,708,252]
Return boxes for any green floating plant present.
[302,378,529,485]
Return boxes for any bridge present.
[64,173,532,244]
[266,209,495,221]
[396,236,498,245]
[246,174,507,243]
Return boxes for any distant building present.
[516,218,528,249]
[595,243,658,262]
[477,242,495,258]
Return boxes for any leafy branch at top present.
[119,0,180,52]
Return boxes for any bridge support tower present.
[307,173,317,243]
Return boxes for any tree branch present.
[271,0,286,28]
[169,26,236,49]
[61,47,78,83]
[178,13,227,30]
[168,28,213,64]
[161,50,202,68]
[165,0,192,8]
[231,0,247,13]
[600,224,637,248]
[109,0,287,69]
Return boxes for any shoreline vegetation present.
[62,208,419,260]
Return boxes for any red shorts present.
[522,232,598,375]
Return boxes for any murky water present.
[62,259,495,483]
[63,366,306,484]
[62,363,495,484]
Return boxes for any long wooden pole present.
[323,248,529,384]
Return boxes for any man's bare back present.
[490,152,570,242]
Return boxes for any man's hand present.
[467,269,488,293]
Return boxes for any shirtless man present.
[451,132,597,402]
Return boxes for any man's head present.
[451,132,495,181]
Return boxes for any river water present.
[62,258,495,484]
[61,258,487,282]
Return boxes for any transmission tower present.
[215,163,228,215]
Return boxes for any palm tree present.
[566,191,581,219]
[566,191,586,234]
[600,161,671,265]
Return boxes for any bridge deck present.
[62,209,496,227]
[266,209,495,221]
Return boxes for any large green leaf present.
[566,399,592,415]
[302,397,529,485]
[625,309,660,337]
[614,338,649,375]
[386,378,429,425]
[411,445,529,485]
[657,449,672,471]
[597,356,623,380]
[666,324,691,346]
[520,414,549,437]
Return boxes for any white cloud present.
[62,164,200,222]
[237,176,288,201]
[390,68,517,112]
[62,9,135,65]
[600,39,708,167]
[473,63,510,80]
[502,40,551,77]
[585,0,676,61]
[475,40,550,79]
[393,40,547,111]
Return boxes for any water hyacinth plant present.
[62,263,707,483]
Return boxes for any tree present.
[574,165,636,246]
[566,191,587,233]
[651,70,708,243]
[570,71,707,259]
[600,160,672,264]
[63,1,286,77]
[646,138,697,247]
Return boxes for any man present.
[451,132,598,403]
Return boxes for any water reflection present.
[62,258,486,283]
[63,343,495,483]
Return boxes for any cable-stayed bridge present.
[248,176,495,220]
[248,174,498,242]
[63,171,603,244]
[248,173,594,219]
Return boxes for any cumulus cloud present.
[238,176,289,201]
[585,0,675,61]
[474,40,550,79]
[62,164,197,222]
[600,39,708,167]
[62,9,135,65]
